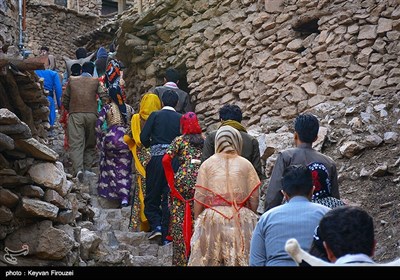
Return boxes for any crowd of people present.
[35,44,393,267]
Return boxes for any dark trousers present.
[144,155,178,242]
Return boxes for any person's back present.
[151,67,192,114]
[250,164,331,266]
[188,126,260,266]
[265,113,339,211]
[35,69,62,104]
[202,104,265,181]
[63,76,98,114]
[62,61,102,180]
[35,69,62,131]
[140,90,182,245]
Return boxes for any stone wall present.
[24,2,109,72]
[0,0,18,47]
[0,62,85,265]
[115,0,400,133]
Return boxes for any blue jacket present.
[35,69,62,108]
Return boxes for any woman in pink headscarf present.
[162,112,204,266]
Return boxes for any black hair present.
[165,68,180,83]
[308,225,329,262]
[162,90,179,107]
[40,46,49,52]
[95,58,107,77]
[219,104,243,122]
[319,206,375,258]
[184,134,205,147]
[71,63,82,76]
[294,113,319,143]
[75,47,87,59]
[82,61,95,75]
[282,164,313,197]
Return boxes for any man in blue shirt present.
[35,69,62,136]
[249,164,331,266]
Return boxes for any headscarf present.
[105,59,126,123]
[308,162,346,208]
[139,93,162,121]
[308,162,332,199]
[181,112,202,135]
[96,47,108,59]
[95,47,108,77]
[215,125,243,154]
[105,59,121,88]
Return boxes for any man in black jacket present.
[140,90,182,245]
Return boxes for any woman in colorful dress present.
[187,125,261,266]
[162,112,204,266]
[95,60,134,207]
[124,93,161,231]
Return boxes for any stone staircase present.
[47,121,172,266]
[73,171,172,266]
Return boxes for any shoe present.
[48,129,55,138]
[121,199,129,207]
[76,171,84,183]
[84,170,96,177]
[148,226,162,240]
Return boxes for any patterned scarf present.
[215,125,243,154]
[308,162,331,199]
[105,59,126,123]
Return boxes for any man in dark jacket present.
[150,68,193,114]
[201,104,265,182]
[264,113,340,211]
[140,90,182,245]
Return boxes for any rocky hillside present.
[255,89,400,263]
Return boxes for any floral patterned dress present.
[165,135,203,266]
[96,102,134,204]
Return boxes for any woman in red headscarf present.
[162,112,204,266]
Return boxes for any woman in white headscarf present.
[188,126,261,266]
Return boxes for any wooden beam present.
[118,0,127,14]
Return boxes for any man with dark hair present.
[151,67,193,114]
[70,63,82,76]
[264,113,340,211]
[40,46,56,70]
[249,164,331,266]
[318,206,375,264]
[81,61,95,76]
[75,47,88,59]
[201,104,265,181]
[62,59,105,182]
[140,90,182,245]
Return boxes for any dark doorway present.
[102,0,118,15]
[54,0,67,7]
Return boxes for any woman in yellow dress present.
[124,93,161,231]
